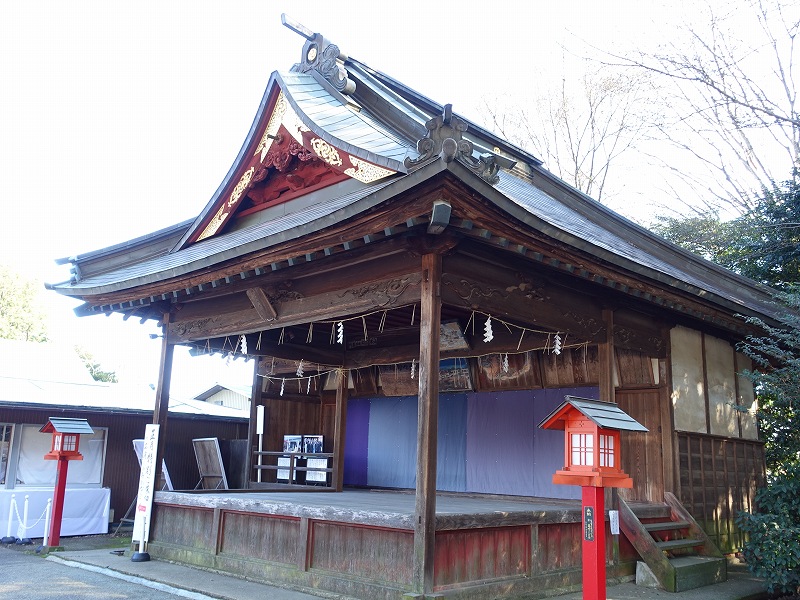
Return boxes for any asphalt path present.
[0,547,214,600]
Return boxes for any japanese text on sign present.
[132,424,159,542]
[584,506,594,541]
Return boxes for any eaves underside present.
[53,159,779,333]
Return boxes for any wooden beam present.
[246,287,278,322]
[598,308,615,403]
[255,341,345,368]
[441,266,606,343]
[244,359,261,489]
[661,329,677,495]
[153,312,175,493]
[168,272,422,343]
[413,252,442,597]
[332,370,348,492]
[344,328,556,368]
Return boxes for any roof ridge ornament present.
[282,14,356,95]
[404,104,512,185]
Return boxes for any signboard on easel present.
[132,424,159,543]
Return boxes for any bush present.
[737,465,800,594]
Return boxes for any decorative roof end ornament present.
[404,104,514,185]
[282,14,356,95]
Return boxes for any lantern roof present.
[40,417,94,435]
[538,396,648,433]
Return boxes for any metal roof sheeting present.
[40,417,94,434]
[47,58,782,328]
[278,71,413,169]
[539,396,649,432]
[52,177,399,295]
[494,169,779,319]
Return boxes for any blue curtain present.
[360,386,597,498]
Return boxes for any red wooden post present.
[539,397,647,600]
[582,486,606,600]
[48,456,70,547]
[39,417,94,548]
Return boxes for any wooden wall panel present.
[220,511,299,564]
[152,505,216,551]
[310,522,412,585]
[434,526,530,587]
[537,522,582,572]
[474,352,542,391]
[677,432,766,553]
[616,389,664,502]
[539,346,598,388]
[321,401,336,454]
[262,396,321,451]
[615,348,655,387]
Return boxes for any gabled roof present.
[40,417,94,434]
[194,383,252,402]
[47,17,783,331]
[538,396,649,432]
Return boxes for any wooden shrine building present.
[49,16,774,600]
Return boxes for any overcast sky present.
[0,1,695,394]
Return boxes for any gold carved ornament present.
[344,155,395,183]
[254,91,309,162]
[196,166,255,241]
[310,138,342,166]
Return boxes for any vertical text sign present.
[584,506,594,541]
[132,424,160,542]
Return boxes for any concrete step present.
[671,555,728,592]
[636,555,727,592]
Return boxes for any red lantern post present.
[39,418,94,548]
[539,397,647,600]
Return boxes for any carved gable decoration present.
[237,124,348,215]
[405,104,515,185]
[194,87,396,243]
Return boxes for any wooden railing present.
[252,451,333,487]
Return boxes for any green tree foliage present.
[74,346,118,383]
[0,264,48,342]
[738,289,800,470]
[650,213,746,267]
[736,464,800,594]
[736,290,800,591]
[652,170,800,289]
[734,172,800,288]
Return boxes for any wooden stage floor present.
[154,488,661,531]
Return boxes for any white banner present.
[132,424,159,542]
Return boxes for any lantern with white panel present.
[539,397,647,600]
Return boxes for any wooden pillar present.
[153,313,174,491]
[660,328,677,494]
[412,253,442,597]
[598,308,615,403]
[245,358,261,488]
[332,369,348,491]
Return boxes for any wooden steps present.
[643,520,689,532]
[620,492,727,592]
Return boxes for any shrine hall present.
[49,15,773,600]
